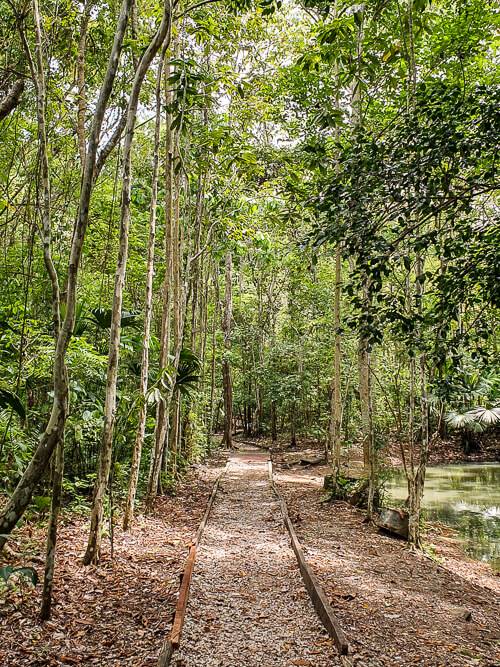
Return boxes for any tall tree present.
[84,1,173,565]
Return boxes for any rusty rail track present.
[157,464,228,667]
[268,460,349,656]
[158,455,348,665]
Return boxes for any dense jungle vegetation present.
[0,0,498,621]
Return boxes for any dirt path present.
[175,450,339,667]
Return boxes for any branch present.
[94,110,127,180]
[0,79,25,121]
[174,0,221,19]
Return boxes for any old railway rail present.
[157,452,349,666]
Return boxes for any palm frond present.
[0,388,26,421]
[467,406,500,426]
[175,348,201,395]
[445,410,474,430]
[89,308,141,330]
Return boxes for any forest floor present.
[1,441,499,667]
[272,450,500,667]
[389,430,500,466]
[0,462,221,667]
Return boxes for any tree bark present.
[147,48,175,504]
[328,248,342,472]
[189,172,205,351]
[207,266,218,449]
[84,1,172,565]
[40,427,64,620]
[222,252,233,448]
[407,253,430,545]
[28,0,63,618]
[0,79,24,121]
[271,400,277,442]
[122,49,165,531]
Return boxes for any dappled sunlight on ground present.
[176,451,340,667]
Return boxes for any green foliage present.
[446,407,500,433]
[175,349,202,396]
[0,389,26,421]
[89,308,141,331]
[0,566,38,586]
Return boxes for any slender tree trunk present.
[207,268,218,448]
[407,252,429,545]
[405,0,429,546]
[29,0,63,618]
[271,400,277,442]
[290,402,297,447]
[84,3,172,565]
[169,390,181,476]
[222,252,233,448]
[0,0,133,552]
[358,336,371,469]
[122,50,165,531]
[351,9,377,518]
[190,172,205,351]
[147,49,175,504]
[76,0,92,169]
[0,78,24,121]
[328,248,342,472]
[161,85,183,472]
[40,425,64,620]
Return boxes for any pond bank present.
[275,463,500,667]
[388,431,500,467]
[387,463,500,571]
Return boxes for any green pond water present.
[387,463,500,570]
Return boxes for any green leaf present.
[0,388,26,421]
[0,566,38,585]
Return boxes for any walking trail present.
[175,449,340,666]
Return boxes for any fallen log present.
[157,464,228,667]
[376,507,409,539]
[299,454,325,466]
[268,461,349,656]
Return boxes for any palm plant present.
[89,308,141,330]
[175,349,201,397]
[144,348,201,407]
[446,405,500,454]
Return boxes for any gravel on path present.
[175,450,340,667]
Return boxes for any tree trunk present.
[0,79,24,121]
[207,267,218,448]
[84,3,172,565]
[147,48,175,505]
[123,49,165,531]
[29,0,63,619]
[40,428,64,620]
[271,400,277,442]
[222,252,233,448]
[290,403,297,448]
[358,336,371,469]
[189,172,205,351]
[328,247,342,472]
[407,253,430,545]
